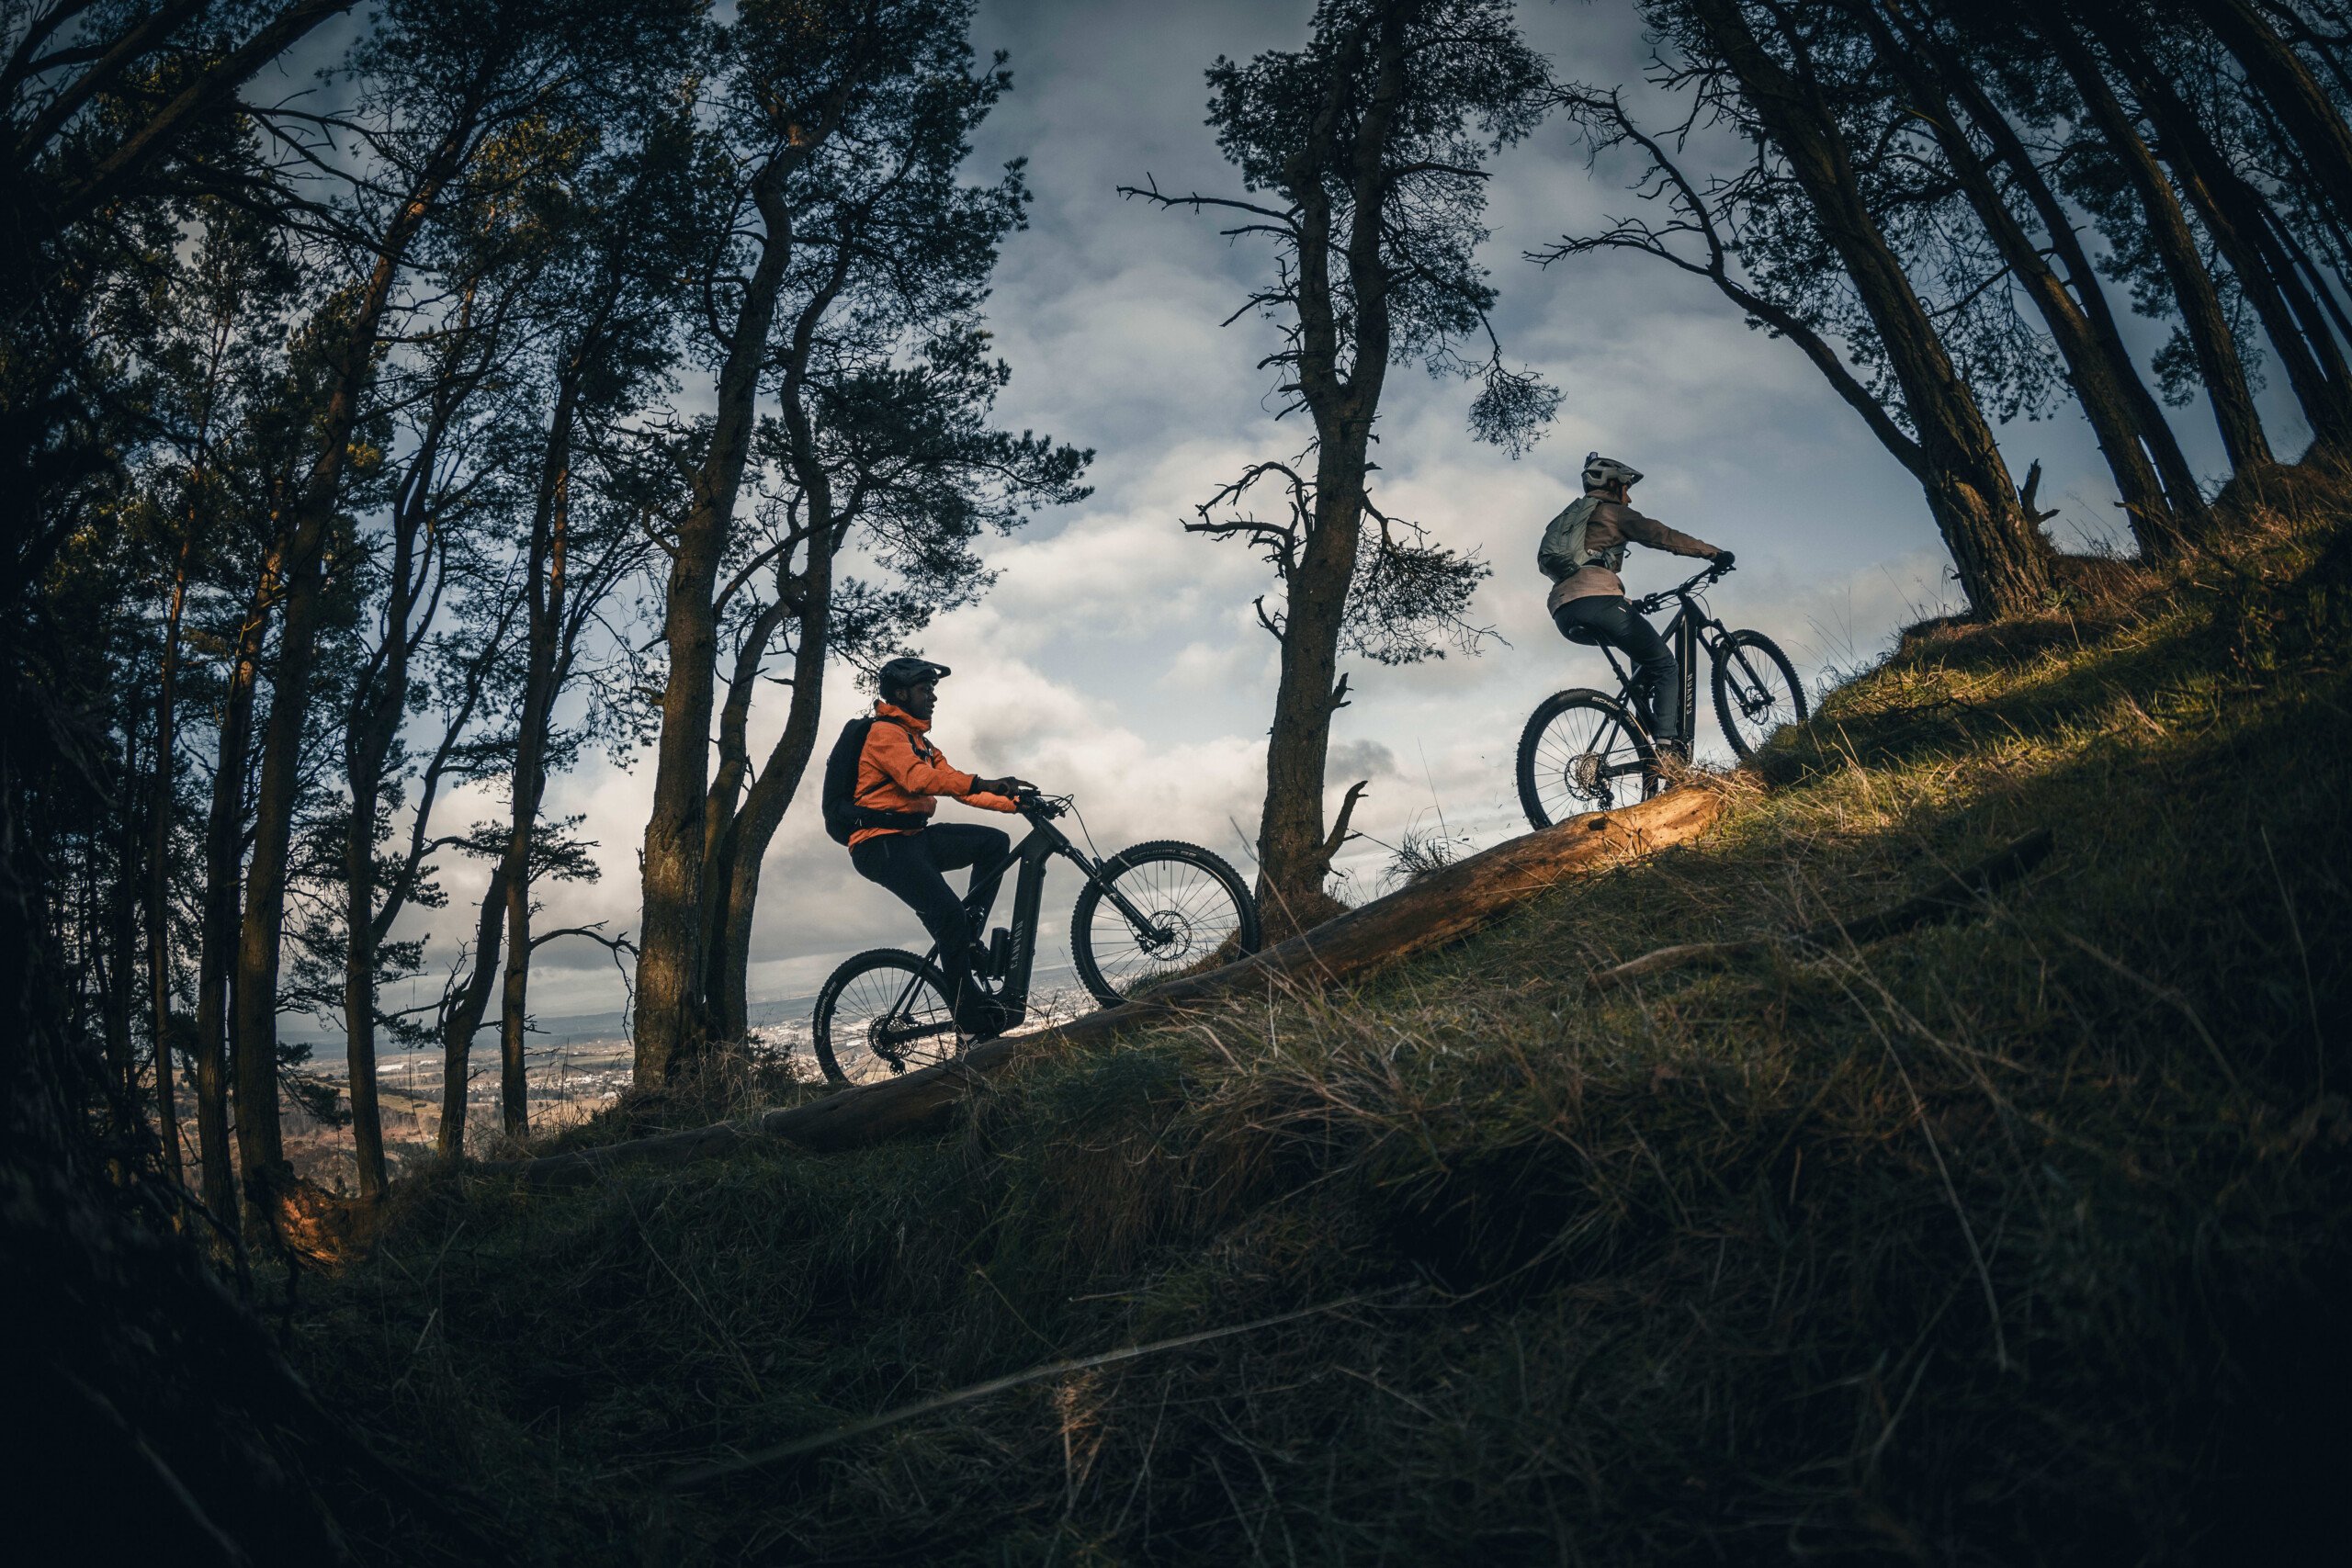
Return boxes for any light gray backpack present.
[1536,495,1614,582]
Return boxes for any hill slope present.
[301,486,2351,1564]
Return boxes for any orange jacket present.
[848,701,1020,847]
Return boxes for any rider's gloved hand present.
[1712,549,1736,573]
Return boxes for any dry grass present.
[296,494,2352,1564]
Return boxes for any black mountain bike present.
[809,792,1261,1084]
[1517,561,1806,829]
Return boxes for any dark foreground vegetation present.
[288,474,2351,1561]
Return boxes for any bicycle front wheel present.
[1517,688,1657,829]
[1071,840,1260,1007]
[810,948,959,1086]
[1711,629,1807,760]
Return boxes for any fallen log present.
[761,784,1724,1152]
[1583,827,2054,994]
[486,784,1724,1182]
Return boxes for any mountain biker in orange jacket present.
[1547,454,1733,762]
[846,657,1033,1035]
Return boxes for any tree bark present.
[699,238,859,1039]
[338,434,443,1199]
[2047,15,2275,472]
[635,160,799,1085]
[706,546,831,1041]
[435,864,507,1158]
[1252,10,1400,924]
[146,541,190,1184]
[694,588,793,1035]
[193,556,272,1231]
[498,394,573,1135]
[1684,0,2054,615]
[100,731,139,1111]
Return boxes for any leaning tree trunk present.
[145,542,189,1184]
[706,533,834,1041]
[193,558,271,1231]
[1902,6,2212,543]
[1686,0,2052,615]
[2093,13,2352,452]
[2197,0,2352,236]
[435,864,507,1158]
[1874,13,2191,558]
[232,158,452,1221]
[2048,15,2274,473]
[498,414,571,1135]
[634,164,797,1088]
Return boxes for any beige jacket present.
[1546,497,1723,612]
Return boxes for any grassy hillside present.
[300,477,2351,1564]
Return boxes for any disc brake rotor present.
[1136,907,1193,957]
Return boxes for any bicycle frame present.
[871,801,1168,1046]
[1588,571,1736,744]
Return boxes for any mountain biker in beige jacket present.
[1545,453,1732,762]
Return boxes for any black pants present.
[849,823,1012,1017]
[1554,595,1682,742]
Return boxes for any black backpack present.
[820,716,933,846]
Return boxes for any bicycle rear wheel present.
[1517,689,1657,829]
[810,948,959,1085]
[1071,840,1260,1007]
[1710,629,1806,760]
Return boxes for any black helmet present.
[877,656,950,699]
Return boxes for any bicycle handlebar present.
[1631,558,1731,615]
[1017,788,1072,820]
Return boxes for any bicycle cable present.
[1067,795,1108,865]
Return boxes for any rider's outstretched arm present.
[867,726,1025,814]
[1611,502,1726,562]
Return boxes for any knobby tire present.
[810,948,957,1086]
[1709,629,1806,760]
[1517,688,1658,830]
[1070,840,1260,1007]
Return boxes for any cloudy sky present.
[375,0,2305,1032]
